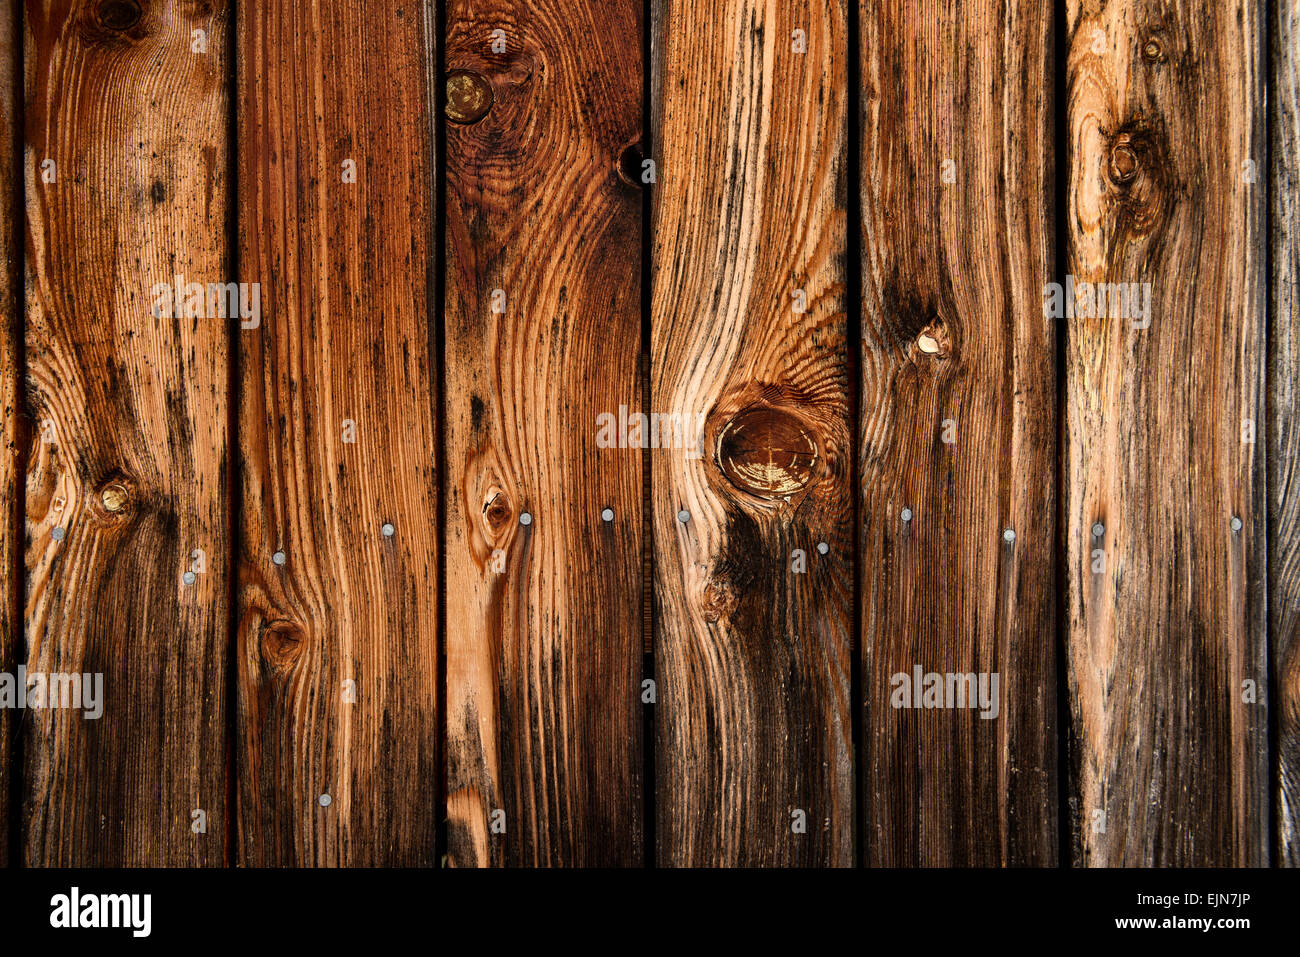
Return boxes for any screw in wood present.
[1230,516,1243,532]
[601,508,614,522]
[901,507,913,523]
[183,571,196,586]
[318,794,332,807]
[446,70,493,124]
[816,542,829,555]
[677,509,691,524]
[1003,528,1016,543]
[519,512,533,526]
[272,551,286,566]
[381,522,395,537]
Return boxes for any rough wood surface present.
[0,0,17,869]
[1272,0,1300,868]
[858,0,1058,866]
[651,0,853,867]
[22,0,229,865]
[235,0,439,865]
[443,0,644,866]
[1064,0,1268,866]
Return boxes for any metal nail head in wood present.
[1092,522,1105,537]
[318,794,332,807]
[677,509,691,524]
[1003,528,1016,543]
[601,508,614,522]
[1230,516,1243,532]
[183,571,196,586]
[381,522,395,537]
[272,550,286,566]
[817,542,829,555]
[519,512,533,526]
[901,507,913,523]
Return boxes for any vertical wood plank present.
[1272,0,1300,867]
[236,0,439,865]
[0,0,17,869]
[22,0,229,865]
[858,0,1058,866]
[652,0,853,867]
[1064,0,1268,866]
[443,0,644,866]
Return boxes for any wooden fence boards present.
[857,0,1058,867]
[0,0,17,870]
[442,0,645,866]
[235,0,439,866]
[21,0,230,865]
[1272,0,1300,868]
[1063,0,1269,866]
[651,0,854,867]
[0,0,1295,871]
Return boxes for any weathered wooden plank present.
[857,0,1058,867]
[0,0,18,869]
[1064,0,1268,865]
[1273,0,1300,868]
[652,0,853,867]
[235,0,439,866]
[443,0,644,866]
[22,0,229,865]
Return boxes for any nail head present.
[1230,516,1243,532]
[519,512,532,526]
[1003,528,1016,543]
[381,522,395,537]
[677,509,691,524]
[51,527,65,541]
[1091,522,1105,537]
[318,794,332,807]
[901,507,913,523]
[816,542,829,555]
[182,571,196,585]
[272,551,286,566]
[601,508,614,522]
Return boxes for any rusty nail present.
[446,70,493,124]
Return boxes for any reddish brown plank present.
[22,0,229,865]
[443,0,645,866]
[235,0,439,865]
[651,0,854,866]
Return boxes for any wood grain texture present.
[1272,0,1300,868]
[22,0,228,865]
[651,0,853,867]
[236,0,439,865]
[0,0,17,869]
[443,0,644,866]
[858,0,1058,866]
[1064,0,1268,866]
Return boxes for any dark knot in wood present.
[716,406,819,497]
[261,620,305,670]
[96,0,142,32]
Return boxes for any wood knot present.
[92,474,137,522]
[1141,36,1166,63]
[700,578,738,624]
[482,488,514,537]
[1107,138,1140,186]
[261,620,305,670]
[95,0,142,31]
[716,406,819,498]
[446,70,493,124]
[915,319,951,358]
[617,141,647,188]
